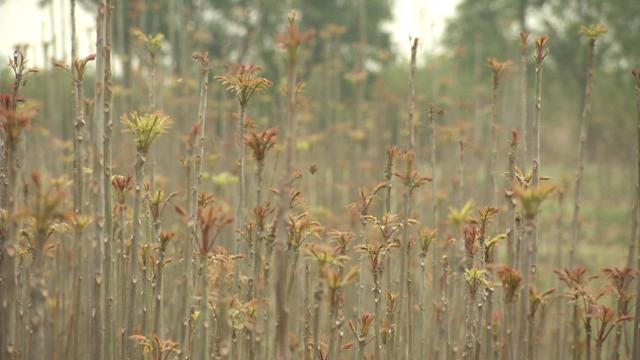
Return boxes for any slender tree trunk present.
[234,98,247,299]
[122,0,133,112]
[442,256,451,360]
[595,340,604,360]
[327,290,339,360]
[194,52,210,347]
[102,0,115,356]
[312,275,322,360]
[28,241,46,360]
[556,195,566,360]
[631,69,640,360]
[398,38,418,360]
[572,304,580,360]
[419,254,427,360]
[519,32,529,168]
[520,221,534,360]
[569,38,596,268]
[612,296,625,360]
[354,0,366,130]
[463,272,475,359]
[407,38,418,152]
[117,200,126,359]
[507,131,517,267]
[200,254,210,359]
[516,217,527,360]
[251,160,264,309]
[272,16,303,360]
[531,34,546,288]
[152,231,166,337]
[567,35,597,360]
[489,67,499,209]
[91,2,111,360]
[215,263,230,359]
[429,106,440,359]
[178,148,194,360]
[505,301,515,360]
[141,229,153,342]
[263,244,274,359]
[383,147,394,293]
[125,151,145,360]
[373,270,382,360]
[357,218,367,318]
[484,283,494,360]
[71,1,91,358]
[626,196,638,269]
[304,264,312,360]
[0,45,25,359]
[148,54,157,188]
[586,320,592,360]
[527,312,535,360]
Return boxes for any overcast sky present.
[0,0,459,67]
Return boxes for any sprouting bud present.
[519,31,529,50]
[159,231,175,252]
[132,29,164,58]
[497,266,522,303]
[120,112,171,154]
[579,24,607,40]
[73,54,96,81]
[112,175,133,204]
[487,58,513,89]
[215,65,272,108]
[534,35,549,63]
[513,184,556,220]
[288,10,296,26]
[245,127,278,162]
[464,268,489,297]
[418,227,436,256]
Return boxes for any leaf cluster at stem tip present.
[120,111,171,154]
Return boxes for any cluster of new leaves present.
[121,112,171,154]
[112,175,133,204]
[132,30,164,58]
[486,57,512,88]
[0,92,32,146]
[464,268,489,297]
[534,35,549,63]
[394,151,431,193]
[276,11,315,62]
[417,227,436,257]
[448,200,474,227]
[528,286,555,318]
[358,214,401,274]
[129,334,179,360]
[580,24,607,40]
[197,205,233,256]
[215,65,272,108]
[513,184,556,220]
[146,187,177,222]
[245,128,278,162]
[497,266,522,304]
[306,243,350,272]
[18,172,69,250]
[287,212,321,251]
[347,313,375,347]
[460,206,501,258]
[230,298,258,332]
[349,183,386,218]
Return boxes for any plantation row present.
[1,1,640,360]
